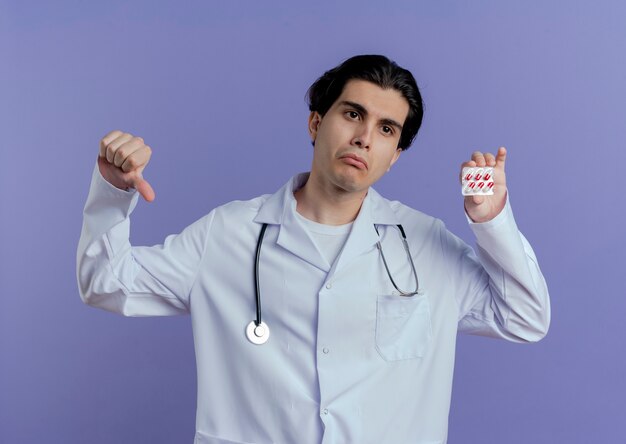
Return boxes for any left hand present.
[460,147,508,223]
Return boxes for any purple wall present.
[1,1,624,442]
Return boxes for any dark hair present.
[306,54,424,150]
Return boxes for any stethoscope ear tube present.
[374,224,421,297]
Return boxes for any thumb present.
[133,177,156,202]
[471,194,485,205]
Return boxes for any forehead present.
[333,79,410,123]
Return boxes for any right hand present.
[98,130,155,202]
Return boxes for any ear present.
[387,148,402,171]
[308,111,322,143]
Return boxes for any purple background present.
[1,1,624,442]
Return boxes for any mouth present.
[339,153,368,170]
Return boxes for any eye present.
[382,126,393,135]
[346,110,359,120]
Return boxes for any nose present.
[351,122,374,149]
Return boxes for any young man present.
[77,55,550,444]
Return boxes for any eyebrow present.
[338,100,404,132]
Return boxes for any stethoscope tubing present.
[254,223,268,327]
[248,223,421,345]
[374,224,420,297]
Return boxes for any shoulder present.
[210,193,271,221]
[372,194,447,250]
[389,199,437,222]
[382,197,448,254]
[384,197,444,232]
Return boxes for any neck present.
[294,173,367,225]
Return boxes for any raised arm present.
[445,147,550,342]
[76,130,212,316]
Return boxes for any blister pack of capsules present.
[462,167,495,196]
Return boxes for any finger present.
[120,145,151,173]
[134,177,156,202]
[484,152,496,167]
[105,133,133,163]
[100,130,123,158]
[113,137,145,168]
[459,160,476,183]
[495,146,507,169]
[472,151,486,166]
[106,133,133,163]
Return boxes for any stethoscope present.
[245,223,422,345]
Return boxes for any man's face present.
[308,79,409,196]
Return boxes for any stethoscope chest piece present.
[246,320,270,345]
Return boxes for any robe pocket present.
[375,292,433,361]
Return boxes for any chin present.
[333,174,368,194]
